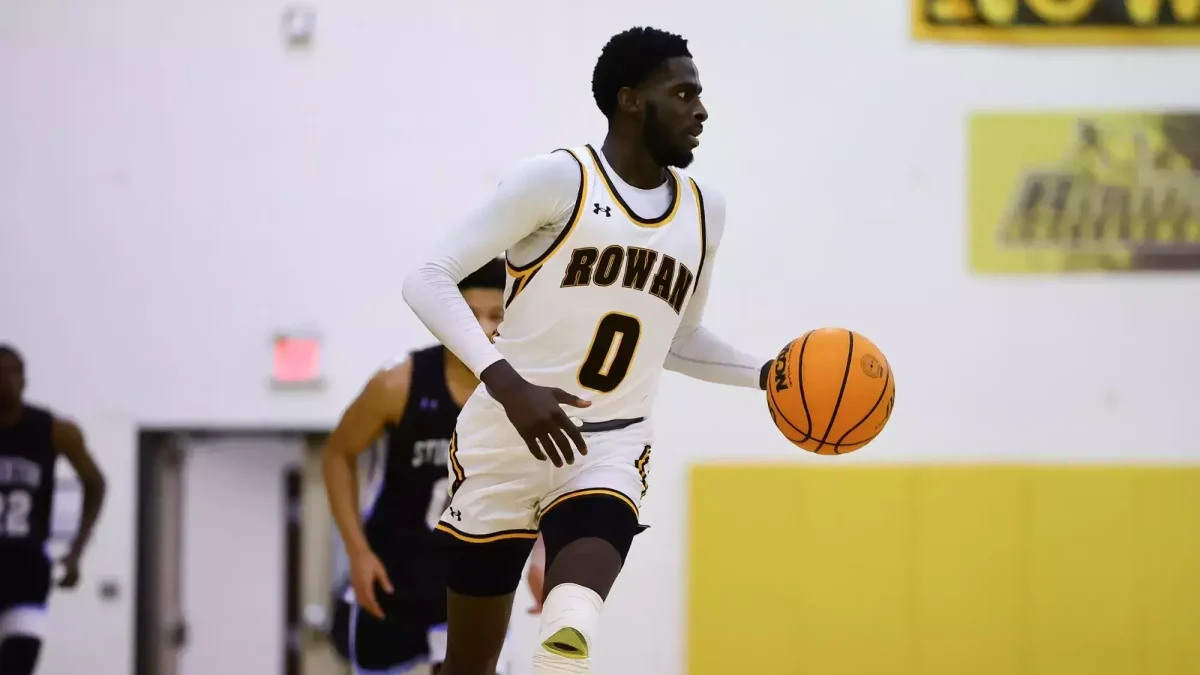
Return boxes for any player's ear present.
[615,87,641,116]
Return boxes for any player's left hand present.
[58,552,82,589]
[480,360,590,467]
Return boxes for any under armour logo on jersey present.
[448,508,462,522]
[593,203,611,217]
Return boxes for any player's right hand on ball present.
[349,547,393,619]
[481,360,591,467]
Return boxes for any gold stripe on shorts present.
[434,521,539,544]
[537,487,639,522]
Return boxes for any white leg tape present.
[530,584,604,674]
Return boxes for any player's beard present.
[643,101,694,169]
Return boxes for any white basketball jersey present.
[489,144,709,422]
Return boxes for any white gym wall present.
[2,1,1198,674]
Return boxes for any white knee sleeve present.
[530,583,604,674]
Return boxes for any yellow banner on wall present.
[913,0,1200,44]
[970,111,1200,273]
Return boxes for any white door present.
[179,434,304,675]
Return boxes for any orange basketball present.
[766,327,895,455]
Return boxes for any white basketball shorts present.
[435,396,653,543]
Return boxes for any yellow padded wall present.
[910,466,1025,675]
[687,464,1200,675]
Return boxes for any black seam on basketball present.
[835,367,890,445]
[806,436,878,450]
[796,333,813,438]
[775,398,880,449]
[768,376,813,441]
[827,428,883,449]
[811,428,884,450]
[814,331,855,455]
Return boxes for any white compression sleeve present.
[666,323,766,389]
[662,183,768,389]
[401,152,582,377]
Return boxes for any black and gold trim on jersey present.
[504,266,541,309]
[688,177,709,293]
[585,144,681,228]
[504,148,588,310]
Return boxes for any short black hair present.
[592,27,692,118]
[0,344,24,373]
[458,257,506,292]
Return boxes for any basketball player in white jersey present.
[401,27,773,675]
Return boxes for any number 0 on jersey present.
[578,312,642,393]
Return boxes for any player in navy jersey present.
[0,345,107,675]
[323,259,544,674]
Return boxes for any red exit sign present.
[272,334,323,387]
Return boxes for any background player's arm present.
[322,361,411,557]
[322,362,411,618]
[664,184,772,389]
[53,418,107,587]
